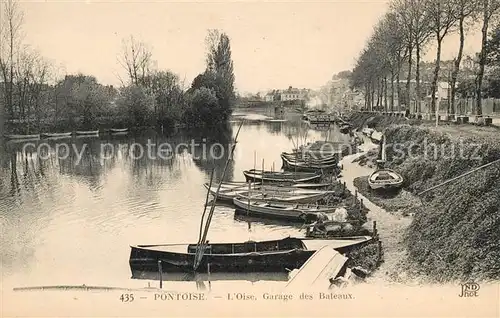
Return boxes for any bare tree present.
[0,0,24,130]
[408,0,434,114]
[118,35,154,86]
[392,0,415,111]
[449,0,478,117]
[476,0,500,116]
[426,0,460,124]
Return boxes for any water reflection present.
[131,270,289,283]
[0,120,350,288]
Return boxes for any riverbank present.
[345,112,500,282]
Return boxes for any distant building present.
[264,92,275,102]
[328,78,350,107]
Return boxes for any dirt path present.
[340,137,413,284]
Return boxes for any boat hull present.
[243,170,322,183]
[205,184,332,203]
[4,134,40,140]
[41,132,72,138]
[130,238,314,273]
[368,169,404,192]
[129,246,313,273]
[233,198,335,221]
[281,157,339,173]
[236,191,329,204]
[75,130,99,136]
[110,128,128,134]
[129,237,374,274]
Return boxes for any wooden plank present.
[285,246,347,290]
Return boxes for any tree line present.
[350,0,500,116]
[0,0,235,135]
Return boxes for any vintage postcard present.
[1,0,499,317]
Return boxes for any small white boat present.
[110,128,128,134]
[41,132,72,139]
[368,169,403,191]
[75,130,99,136]
[4,134,40,140]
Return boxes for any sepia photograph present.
[0,0,499,317]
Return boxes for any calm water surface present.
[0,119,350,291]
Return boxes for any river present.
[0,116,351,292]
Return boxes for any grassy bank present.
[353,176,422,216]
[385,125,500,282]
[348,112,500,282]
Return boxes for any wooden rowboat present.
[204,183,334,203]
[233,197,338,221]
[368,169,403,191]
[281,152,338,163]
[41,132,72,139]
[243,169,322,183]
[75,130,99,136]
[4,134,40,140]
[281,155,339,172]
[110,128,128,134]
[236,190,332,204]
[215,181,332,190]
[129,237,372,273]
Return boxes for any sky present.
[18,0,483,94]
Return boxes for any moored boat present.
[204,183,334,203]
[281,155,340,172]
[41,132,72,139]
[281,152,338,163]
[368,169,404,191]
[129,236,372,273]
[214,181,332,190]
[236,190,332,204]
[243,169,322,183]
[233,197,337,221]
[75,130,99,136]
[4,134,40,141]
[110,128,128,134]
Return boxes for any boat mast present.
[193,121,245,271]
[253,150,256,190]
[261,158,265,191]
[198,167,215,244]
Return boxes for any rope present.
[417,157,500,196]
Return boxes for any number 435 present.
[120,294,134,302]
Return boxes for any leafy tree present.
[183,87,220,127]
[476,0,500,115]
[426,0,460,119]
[142,70,185,127]
[116,85,155,127]
[450,0,478,115]
[58,75,110,129]
[184,30,235,127]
